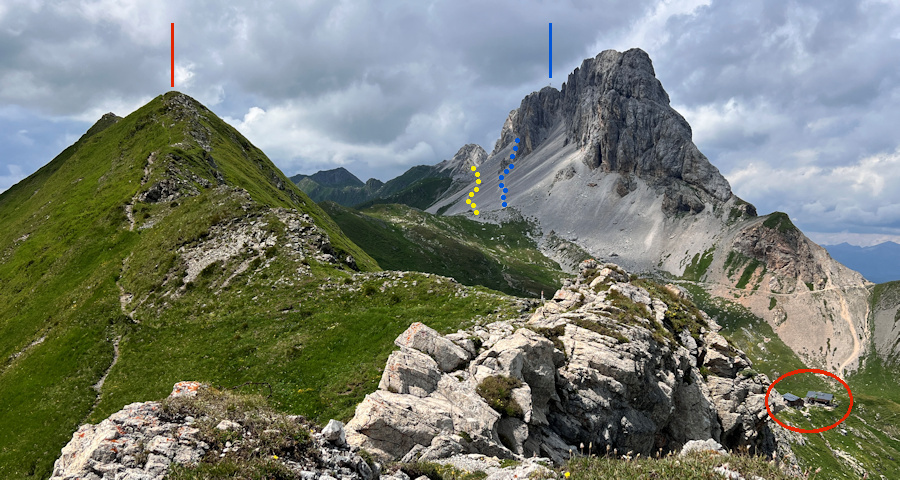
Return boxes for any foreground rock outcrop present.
[50,382,376,480]
[347,260,788,464]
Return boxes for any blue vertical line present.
[549,23,552,78]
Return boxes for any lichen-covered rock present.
[680,438,726,456]
[50,386,206,480]
[51,383,377,480]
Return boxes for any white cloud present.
[223,101,446,178]
[673,98,789,150]
[14,129,34,146]
[70,95,153,123]
[174,62,195,89]
[726,148,900,231]
[606,0,712,53]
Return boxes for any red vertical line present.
[170,23,175,87]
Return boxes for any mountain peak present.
[292,167,364,189]
[490,48,731,203]
[82,112,123,141]
[436,144,486,178]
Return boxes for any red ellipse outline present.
[765,368,853,433]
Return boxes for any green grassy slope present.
[321,202,566,298]
[354,176,452,210]
[0,91,494,477]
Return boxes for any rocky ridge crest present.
[346,260,791,465]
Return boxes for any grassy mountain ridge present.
[0,92,528,477]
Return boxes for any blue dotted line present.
[499,138,519,208]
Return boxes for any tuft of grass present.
[563,450,799,480]
[534,325,567,351]
[161,387,314,479]
[735,258,765,289]
[571,318,629,344]
[476,375,524,418]
[396,461,488,480]
[762,212,798,233]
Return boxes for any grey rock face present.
[394,322,470,372]
[437,144,488,179]
[323,419,347,445]
[347,260,786,464]
[379,347,443,397]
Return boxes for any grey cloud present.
[2,0,899,245]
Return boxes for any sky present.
[1,0,899,246]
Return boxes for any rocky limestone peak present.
[492,48,732,202]
[161,91,211,119]
[436,143,487,178]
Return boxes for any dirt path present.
[125,203,135,231]
[93,336,120,392]
[86,336,121,419]
[838,296,862,376]
[123,151,156,231]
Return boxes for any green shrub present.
[606,289,648,320]
[358,448,376,470]
[363,284,378,296]
[699,366,710,380]
[160,387,314,475]
[400,461,444,480]
[476,375,524,418]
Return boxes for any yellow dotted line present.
[467,165,482,215]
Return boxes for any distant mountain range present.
[289,144,487,209]
[823,242,900,283]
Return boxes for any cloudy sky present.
[2,0,899,246]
